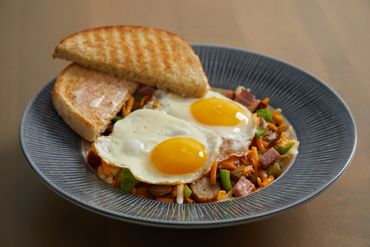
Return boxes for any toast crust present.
[52,64,138,141]
[53,26,209,98]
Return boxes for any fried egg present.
[93,109,222,184]
[147,90,257,160]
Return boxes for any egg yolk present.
[191,97,244,126]
[151,137,207,174]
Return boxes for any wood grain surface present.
[1,0,369,246]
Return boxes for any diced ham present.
[234,86,261,112]
[260,148,280,169]
[232,176,255,197]
[135,85,156,95]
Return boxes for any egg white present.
[146,90,257,161]
[93,109,222,184]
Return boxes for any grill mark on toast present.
[137,31,152,73]
[163,33,176,75]
[131,31,144,73]
[146,31,160,74]
[99,29,113,63]
[122,31,136,69]
[184,44,197,78]
[93,30,108,62]
[87,32,98,62]
[112,28,125,65]
[80,32,91,57]
[170,38,186,77]
[157,32,173,74]
[75,35,85,54]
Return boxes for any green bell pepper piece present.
[256,109,273,122]
[274,142,294,155]
[184,185,192,198]
[119,168,138,192]
[220,169,232,191]
[255,128,265,138]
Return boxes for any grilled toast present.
[53,26,209,98]
[52,63,138,142]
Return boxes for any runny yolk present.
[191,97,244,126]
[151,137,207,174]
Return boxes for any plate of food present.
[20,26,356,228]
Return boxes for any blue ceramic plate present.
[20,45,356,228]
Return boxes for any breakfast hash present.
[87,85,298,203]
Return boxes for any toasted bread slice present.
[53,26,209,98]
[52,63,138,142]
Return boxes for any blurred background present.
[1,0,369,246]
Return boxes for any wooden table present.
[1,0,369,246]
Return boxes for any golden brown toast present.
[53,26,209,98]
[52,63,138,142]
